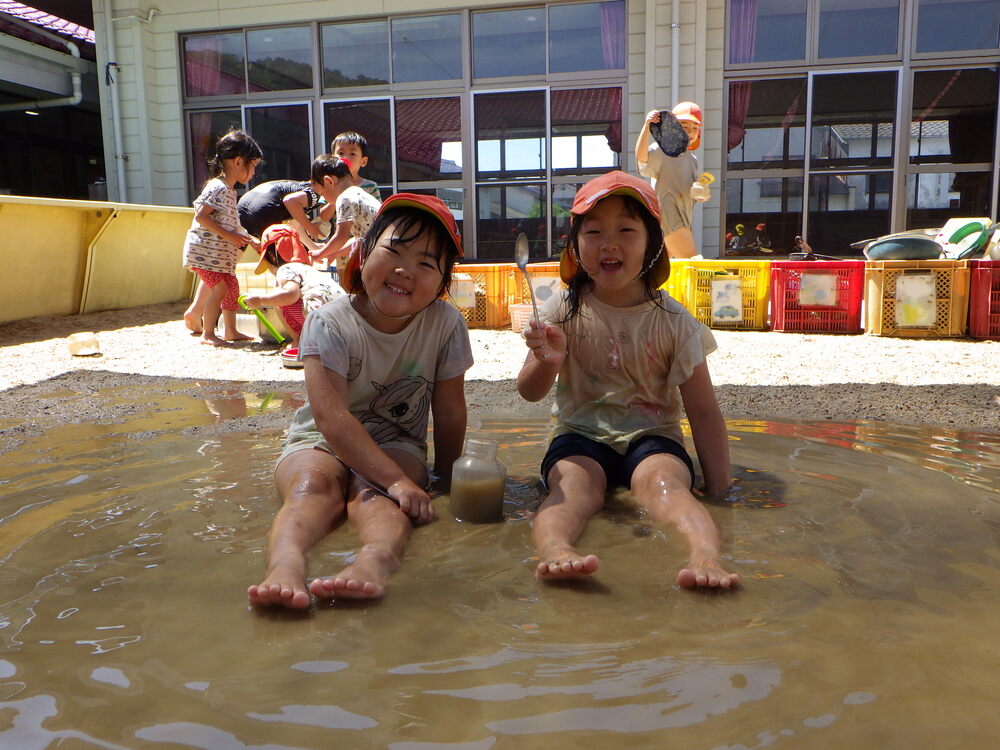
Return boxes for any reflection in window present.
[916,0,1000,54]
[188,109,242,197]
[818,0,898,58]
[727,78,806,166]
[391,14,462,83]
[396,97,462,182]
[911,68,997,164]
[811,72,896,168]
[247,104,312,185]
[246,26,313,92]
[551,88,622,173]
[322,21,389,88]
[402,188,465,231]
[323,100,393,187]
[476,184,547,260]
[808,173,892,253]
[724,177,803,256]
[473,8,545,78]
[183,33,245,97]
[729,0,806,64]
[907,171,992,226]
[552,182,584,251]
[549,1,625,73]
[475,91,546,179]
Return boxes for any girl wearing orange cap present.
[518,170,739,591]
[248,193,471,609]
[635,101,707,259]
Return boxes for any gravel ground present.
[1,300,997,455]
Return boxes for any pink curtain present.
[727,0,758,152]
[185,37,222,97]
[600,2,625,70]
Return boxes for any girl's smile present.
[576,195,650,307]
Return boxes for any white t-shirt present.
[275,263,344,312]
[336,186,381,238]
[638,144,699,234]
[182,178,247,273]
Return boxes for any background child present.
[247,193,471,609]
[517,170,739,591]
[181,129,262,346]
[237,163,337,246]
[634,101,707,259]
[309,155,381,269]
[330,131,382,200]
[242,224,345,362]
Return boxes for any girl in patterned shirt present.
[182,129,262,346]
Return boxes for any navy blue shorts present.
[540,433,694,490]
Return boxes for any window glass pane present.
[818,0,899,58]
[322,21,389,88]
[729,0,806,64]
[246,104,312,186]
[396,97,463,182]
[549,0,625,73]
[246,26,313,92]
[401,188,465,234]
[475,91,546,180]
[724,177,803,256]
[183,33,245,98]
[473,8,545,78]
[911,68,998,164]
[391,14,462,83]
[188,109,242,197]
[552,182,584,254]
[916,0,1000,53]
[551,88,622,174]
[811,72,897,168]
[727,78,807,168]
[323,100,393,187]
[476,184,547,260]
[906,171,992,226]
[808,172,892,253]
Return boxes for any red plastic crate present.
[970,260,1000,340]
[769,261,865,333]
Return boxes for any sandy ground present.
[1,300,997,455]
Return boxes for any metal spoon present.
[514,232,540,328]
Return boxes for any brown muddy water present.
[1,385,999,749]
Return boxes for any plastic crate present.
[513,261,564,309]
[673,260,772,330]
[864,260,970,337]
[508,303,535,333]
[770,261,865,334]
[661,259,691,304]
[449,263,518,328]
[970,260,1000,340]
[235,261,275,294]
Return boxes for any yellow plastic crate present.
[673,260,772,330]
[864,260,970,337]
[235,261,275,294]
[513,261,565,308]
[450,263,518,328]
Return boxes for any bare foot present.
[309,544,398,600]
[224,332,255,342]
[676,558,740,591]
[248,564,311,609]
[183,311,203,334]
[201,333,230,347]
[535,546,600,580]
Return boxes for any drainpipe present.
[0,13,82,111]
[671,0,680,104]
[102,0,128,202]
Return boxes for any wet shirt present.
[237,180,318,239]
[182,178,246,274]
[287,297,473,462]
[539,289,716,452]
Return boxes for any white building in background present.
[85,1,1000,257]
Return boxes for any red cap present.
[342,192,463,294]
[672,101,702,150]
[255,224,310,274]
[560,171,669,286]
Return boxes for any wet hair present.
[207,129,262,179]
[560,194,666,321]
[346,205,458,299]
[310,154,352,183]
[330,131,369,158]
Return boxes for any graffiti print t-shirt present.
[539,289,716,453]
[286,296,473,463]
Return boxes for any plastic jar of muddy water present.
[450,439,506,523]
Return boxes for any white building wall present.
[93,0,726,255]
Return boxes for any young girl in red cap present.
[248,194,471,609]
[518,170,739,591]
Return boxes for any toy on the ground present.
[238,294,286,344]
